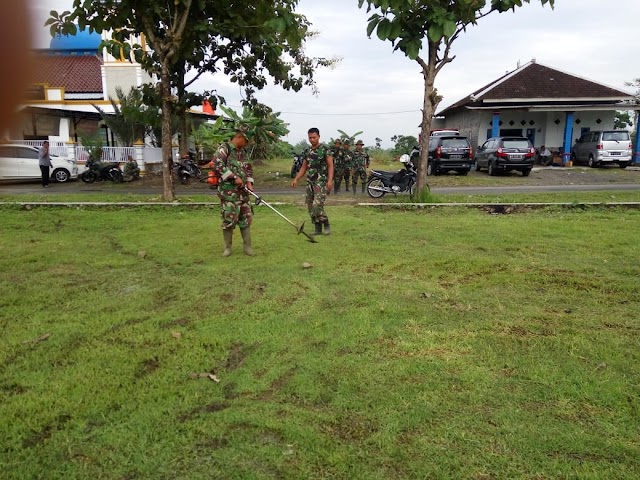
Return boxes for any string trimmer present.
[245,189,317,243]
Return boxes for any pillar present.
[492,112,500,138]
[562,111,574,166]
[65,140,76,162]
[134,141,145,174]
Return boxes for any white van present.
[571,130,632,168]
[0,144,78,182]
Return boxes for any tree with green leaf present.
[93,86,157,146]
[614,111,633,130]
[49,0,335,201]
[390,134,418,157]
[358,0,556,192]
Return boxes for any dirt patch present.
[224,342,252,371]
[160,317,191,329]
[134,357,160,379]
[178,401,230,422]
[323,413,378,442]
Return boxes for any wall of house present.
[103,64,152,100]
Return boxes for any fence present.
[11,140,67,157]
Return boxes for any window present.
[17,147,39,159]
[0,146,19,158]
[602,131,630,141]
[441,138,469,148]
[502,139,531,149]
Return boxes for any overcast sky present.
[30,0,640,148]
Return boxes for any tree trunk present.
[177,62,189,156]
[416,44,442,194]
[160,71,175,201]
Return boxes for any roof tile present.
[32,54,103,94]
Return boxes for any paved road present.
[2,181,640,196]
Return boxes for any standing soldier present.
[291,128,334,235]
[351,139,370,194]
[331,138,344,194]
[342,138,353,192]
[211,125,256,257]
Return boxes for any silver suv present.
[571,130,632,168]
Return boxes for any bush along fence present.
[9,140,181,175]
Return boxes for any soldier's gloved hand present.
[246,182,254,191]
[234,176,244,187]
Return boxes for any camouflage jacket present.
[343,149,354,168]
[330,146,344,168]
[304,143,332,184]
[213,142,253,200]
[352,150,370,170]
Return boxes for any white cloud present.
[30,0,640,148]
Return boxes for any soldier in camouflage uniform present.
[351,139,370,194]
[291,127,334,235]
[211,125,256,257]
[331,138,344,194]
[342,138,353,192]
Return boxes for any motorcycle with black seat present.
[81,158,123,183]
[366,154,417,198]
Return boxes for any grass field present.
[1,204,640,478]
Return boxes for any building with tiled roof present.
[432,60,638,162]
[14,27,151,145]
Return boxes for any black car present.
[409,135,474,176]
[475,136,535,176]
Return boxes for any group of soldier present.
[211,124,371,256]
[329,137,371,195]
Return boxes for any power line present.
[226,104,421,116]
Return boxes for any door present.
[526,128,536,146]
[0,146,20,179]
[17,146,41,179]
[574,133,591,162]
[477,139,492,167]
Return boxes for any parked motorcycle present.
[174,155,202,184]
[366,154,417,198]
[290,152,304,178]
[81,158,123,183]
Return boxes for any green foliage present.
[390,134,418,156]
[614,111,633,130]
[195,105,290,161]
[93,87,157,146]
[336,129,364,144]
[79,135,104,162]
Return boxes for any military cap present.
[334,138,342,144]
[236,123,253,140]
[342,138,351,145]
[356,140,364,145]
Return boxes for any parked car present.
[0,144,78,182]
[571,130,632,168]
[426,135,474,175]
[475,136,535,176]
[429,128,460,137]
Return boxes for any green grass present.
[1,204,639,478]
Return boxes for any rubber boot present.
[323,220,331,235]
[240,227,256,256]
[222,229,233,257]
[361,184,365,194]
[312,222,323,235]
[352,183,357,194]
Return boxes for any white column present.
[59,118,71,141]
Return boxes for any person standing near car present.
[211,125,256,257]
[351,139,370,194]
[38,141,52,188]
[291,128,334,235]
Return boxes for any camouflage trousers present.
[219,195,253,230]
[334,166,351,191]
[305,182,328,224]
[351,169,367,192]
